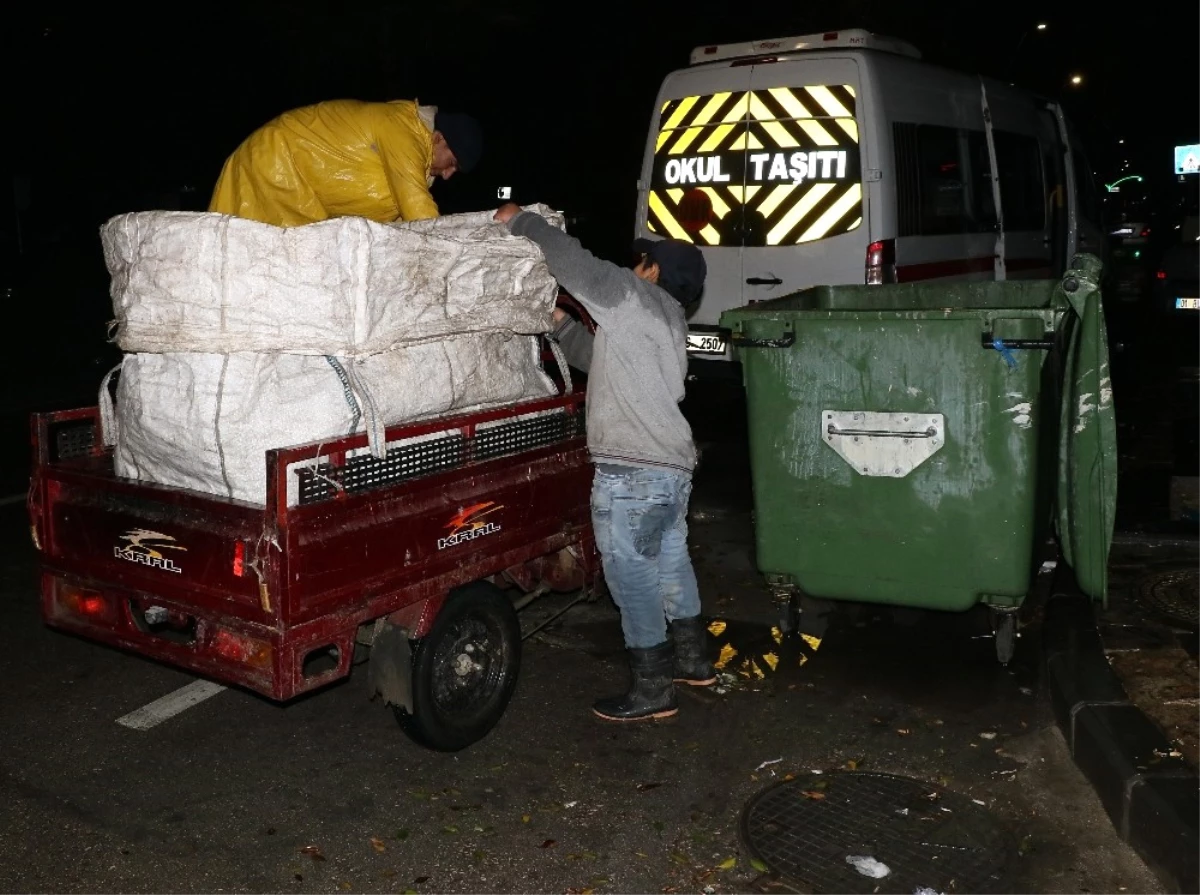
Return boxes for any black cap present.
[433,111,483,174]
[632,237,707,305]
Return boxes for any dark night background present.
[2,0,1197,411]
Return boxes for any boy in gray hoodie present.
[494,202,716,721]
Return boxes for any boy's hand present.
[493,203,522,224]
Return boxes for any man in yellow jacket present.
[208,100,483,227]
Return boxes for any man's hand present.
[493,202,522,224]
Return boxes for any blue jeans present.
[591,466,701,649]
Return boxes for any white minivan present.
[634,29,1106,363]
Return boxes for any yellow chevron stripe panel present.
[804,85,852,119]
[798,120,838,146]
[767,183,835,245]
[767,87,812,119]
[700,187,731,219]
[699,123,738,153]
[692,91,732,127]
[668,126,707,155]
[661,95,698,133]
[799,183,863,242]
[648,192,690,240]
[762,120,799,148]
[756,184,796,219]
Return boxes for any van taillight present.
[866,239,896,285]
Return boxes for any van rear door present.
[639,64,753,350]
[741,57,867,300]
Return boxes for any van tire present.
[394,581,522,752]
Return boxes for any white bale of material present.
[101,205,564,356]
[107,332,555,505]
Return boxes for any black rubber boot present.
[592,642,678,721]
[670,615,717,686]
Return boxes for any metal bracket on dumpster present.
[823,410,945,478]
[730,331,796,349]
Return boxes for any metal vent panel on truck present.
[648,85,862,247]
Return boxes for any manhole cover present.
[1136,567,1200,628]
[740,771,1014,894]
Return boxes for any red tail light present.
[57,583,118,625]
[1140,227,1151,237]
[866,239,896,285]
[1157,270,1168,280]
[232,541,246,577]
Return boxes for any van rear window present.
[648,85,863,247]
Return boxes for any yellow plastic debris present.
[715,642,738,669]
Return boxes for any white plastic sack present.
[109,333,555,505]
[101,205,564,356]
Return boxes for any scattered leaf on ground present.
[414,876,430,884]
[801,790,826,800]
[339,883,352,891]
[442,825,458,834]
[897,729,911,736]
[540,839,557,849]
[718,857,737,870]
[669,852,688,865]
[582,851,598,860]
[300,846,326,862]
[750,857,769,872]
[845,760,859,770]
[783,773,795,781]
[637,782,663,792]
[522,814,531,823]
[370,837,386,853]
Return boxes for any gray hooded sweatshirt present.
[506,210,696,473]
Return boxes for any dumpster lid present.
[1056,255,1118,605]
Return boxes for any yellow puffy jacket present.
[208,99,439,227]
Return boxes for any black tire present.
[394,581,522,752]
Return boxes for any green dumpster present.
[719,255,1117,658]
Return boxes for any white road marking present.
[116,680,226,730]
[0,492,27,507]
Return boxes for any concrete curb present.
[1112,531,1200,550]
[1043,576,1199,894]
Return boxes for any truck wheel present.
[394,581,522,752]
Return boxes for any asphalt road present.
[0,377,1165,895]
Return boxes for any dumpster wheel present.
[990,607,1018,665]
